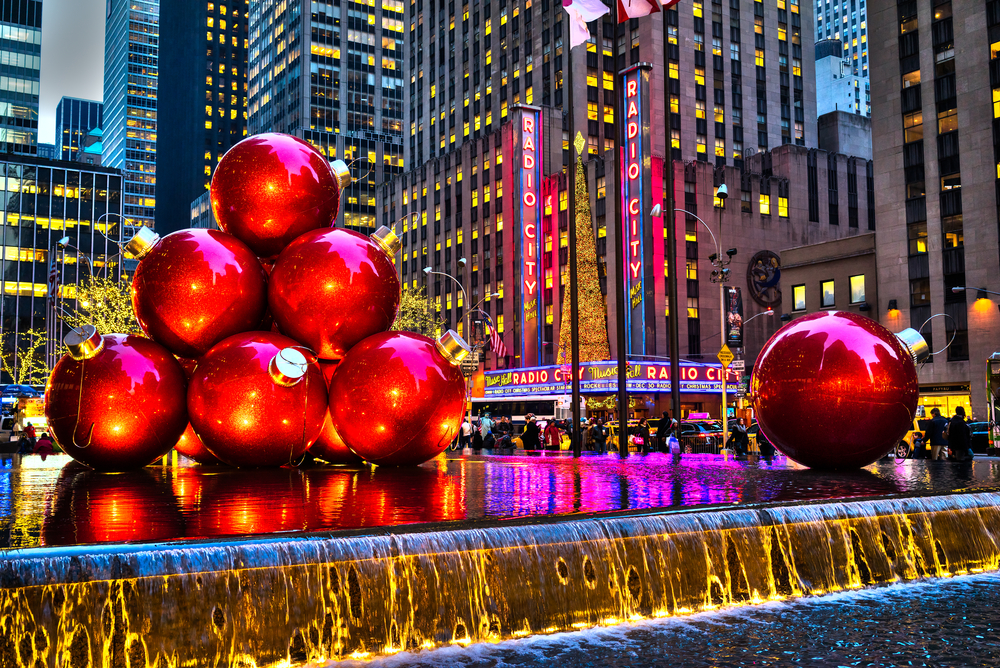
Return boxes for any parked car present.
[747,422,776,454]
[968,422,992,453]
[678,421,723,453]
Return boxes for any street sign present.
[717,345,734,369]
[730,359,745,371]
[461,359,479,377]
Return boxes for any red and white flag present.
[486,317,508,359]
[562,0,611,47]
[617,0,681,23]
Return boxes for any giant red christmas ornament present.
[45,328,188,471]
[751,311,927,469]
[173,422,220,465]
[311,361,363,464]
[188,331,328,467]
[210,132,352,259]
[329,330,470,466]
[268,226,402,360]
[129,227,268,358]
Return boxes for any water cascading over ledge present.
[2,491,1000,667]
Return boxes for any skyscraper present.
[247,0,405,231]
[0,154,125,380]
[869,0,1000,420]
[55,97,103,161]
[380,0,883,392]
[103,0,158,228]
[814,0,868,77]
[0,0,42,156]
[157,1,248,234]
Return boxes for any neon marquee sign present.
[516,105,543,365]
[484,361,739,396]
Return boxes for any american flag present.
[486,316,507,359]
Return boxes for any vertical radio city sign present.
[516,105,543,366]
[620,64,653,356]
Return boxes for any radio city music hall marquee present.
[515,105,544,365]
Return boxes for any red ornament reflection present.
[187,331,328,467]
[303,465,465,530]
[42,463,184,546]
[329,332,466,466]
[178,468,308,538]
[46,335,188,471]
[210,133,342,259]
[752,311,919,469]
[131,228,268,358]
[268,228,401,361]
[173,422,220,465]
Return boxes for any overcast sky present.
[38,0,106,145]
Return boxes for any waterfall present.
[1,491,998,667]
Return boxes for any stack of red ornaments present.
[45,133,470,471]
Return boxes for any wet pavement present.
[334,569,1000,667]
[2,452,999,549]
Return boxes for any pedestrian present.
[543,419,562,451]
[19,422,36,455]
[32,432,54,461]
[590,419,608,454]
[583,418,594,450]
[521,413,541,450]
[493,416,512,448]
[926,407,949,460]
[460,418,473,449]
[472,416,484,451]
[635,418,651,454]
[654,412,671,452]
[947,406,974,462]
[478,413,495,449]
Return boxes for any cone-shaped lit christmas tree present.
[558,157,611,365]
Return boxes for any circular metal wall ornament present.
[746,250,782,307]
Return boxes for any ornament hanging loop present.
[918,313,958,358]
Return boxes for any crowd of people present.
[911,406,977,462]
[455,412,682,454]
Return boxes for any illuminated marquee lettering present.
[518,106,543,365]
[484,362,739,396]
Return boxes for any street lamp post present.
[674,193,735,448]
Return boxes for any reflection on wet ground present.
[2,452,999,549]
[334,570,1000,668]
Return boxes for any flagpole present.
[662,6,681,435]
[564,12,583,457]
[612,0,629,458]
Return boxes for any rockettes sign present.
[620,64,653,356]
[516,106,543,366]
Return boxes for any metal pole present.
[612,1,628,458]
[662,9,681,434]
[565,13,583,457]
[721,280,728,449]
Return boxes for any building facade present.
[382,106,875,416]
[54,97,103,162]
[780,232,878,319]
[156,0,247,234]
[814,0,869,78]
[103,0,158,228]
[246,0,405,231]
[0,154,125,381]
[404,0,817,174]
[815,38,870,117]
[869,0,1000,420]
[0,0,41,157]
